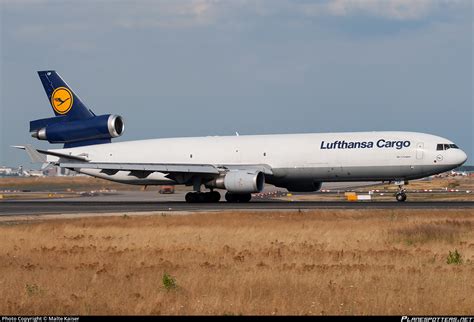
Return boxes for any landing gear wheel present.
[394,182,408,202]
[185,191,221,203]
[197,193,208,203]
[225,192,252,203]
[185,192,198,203]
[210,191,221,202]
[396,192,407,202]
[239,193,252,203]
[225,192,235,203]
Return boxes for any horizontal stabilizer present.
[12,145,89,162]
[37,149,89,162]
[12,145,46,163]
[25,145,47,163]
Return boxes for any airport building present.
[0,165,77,177]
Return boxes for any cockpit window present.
[437,143,459,151]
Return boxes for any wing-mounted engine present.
[30,114,124,146]
[206,170,265,193]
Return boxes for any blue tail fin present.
[37,70,94,120]
[31,71,125,148]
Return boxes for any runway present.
[1,200,473,216]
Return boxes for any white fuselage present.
[48,131,467,188]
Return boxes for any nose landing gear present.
[395,184,407,202]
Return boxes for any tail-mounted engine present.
[30,114,124,145]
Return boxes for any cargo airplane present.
[15,71,468,203]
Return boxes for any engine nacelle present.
[284,181,322,192]
[32,114,124,144]
[207,171,265,193]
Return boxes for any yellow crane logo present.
[51,87,73,114]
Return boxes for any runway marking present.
[0,201,473,216]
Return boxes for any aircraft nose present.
[457,149,468,166]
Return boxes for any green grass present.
[446,249,463,265]
[162,273,177,291]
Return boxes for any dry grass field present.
[0,176,158,192]
[0,209,473,315]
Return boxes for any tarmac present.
[1,181,472,216]
[1,199,473,216]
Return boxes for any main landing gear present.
[185,177,221,203]
[185,191,221,203]
[184,178,252,203]
[225,192,252,203]
[184,191,253,203]
[395,184,407,202]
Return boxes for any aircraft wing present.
[59,161,220,174]
[218,164,273,175]
[15,145,273,176]
[58,162,273,175]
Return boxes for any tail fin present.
[31,71,125,148]
[37,70,94,120]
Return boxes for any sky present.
[0,0,472,167]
